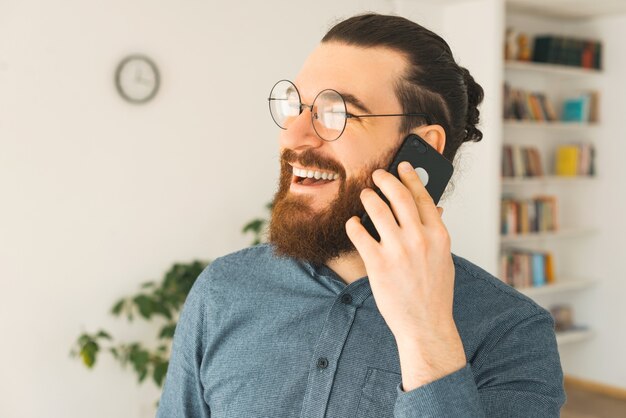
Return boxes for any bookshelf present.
[501,8,602,347]
[500,227,597,244]
[501,175,597,186]
[502,120,599,129]
[516,277,596,298]
[504,60,602,77]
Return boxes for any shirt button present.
[316,357,329,369]
[341,293,352,304]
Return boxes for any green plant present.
[70,204,271,388]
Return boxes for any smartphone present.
[360,133,454,241]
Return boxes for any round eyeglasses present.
[268,79,431,142]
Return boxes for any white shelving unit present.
[556,329,594,346]
[500,227,597,244]
[501,9,602,347]
[516,277,596,298]
[503,120,599,128]
[504,59,602,77]
[501,175,597,186]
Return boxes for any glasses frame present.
[268,79,432,142]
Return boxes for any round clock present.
[114,54,160,104]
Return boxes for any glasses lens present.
[312,90,346,141]
[269,80,301,129]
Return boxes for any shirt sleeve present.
[393,312,566,417]
[156,265,213,418]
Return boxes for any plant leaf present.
[80,341,99,368]
[153,360,169,387]
[242,219,263,234]
[111,299,125,316]
[158,323,176,340]
[138,368,148,383]
[96,330,112,340]
[133,295,154,320]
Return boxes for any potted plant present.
[70,204,271,390]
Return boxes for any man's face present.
[268,42,409,265]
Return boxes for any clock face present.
[115,55,160,104]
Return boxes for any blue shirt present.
[156,243,565,417]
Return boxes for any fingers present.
[345,216,378,257]
[396,162,442,226]
[352,165,445,250]
[359,188,401,241]
[371,169,422,229]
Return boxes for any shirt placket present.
[299,291,356,418]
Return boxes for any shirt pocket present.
[355,367,402,418]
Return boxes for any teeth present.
[292,166,339,180]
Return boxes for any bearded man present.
[157,13,565,418]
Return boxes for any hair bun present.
[460,67,484,143]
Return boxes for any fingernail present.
[399,161,413,172]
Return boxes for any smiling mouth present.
[291,165,340,186]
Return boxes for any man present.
[157,13,565,417]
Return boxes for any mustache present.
[280,149,345,177]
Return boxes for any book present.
[545,252,555,284]
[555,145,580,176]
[562,96,587,122]
[532,253,546,286]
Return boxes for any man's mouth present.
[291,165,340,186]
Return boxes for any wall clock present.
[114,54,160,104]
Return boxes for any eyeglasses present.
[268,79,431,142]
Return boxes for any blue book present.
[532,253,546,286]
[562,96,587,122]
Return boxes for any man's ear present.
[412,124,446,155]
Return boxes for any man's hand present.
[345,161,466,391]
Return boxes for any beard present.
[268,147,395,266]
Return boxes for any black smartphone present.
[360,133,453,241]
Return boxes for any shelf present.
[505,60,602,77]
[500,227,597,244]
[501,175,597,186]
[503,120,599,129]
[516,278,596,297]
[556,328,593,346]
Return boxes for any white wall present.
[395,0,505,275]
[0,1,396,417]
[561,13,626,390]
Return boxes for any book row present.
[502,144,595,178]
[555,143,596,176]
[502,145,544,178]
[532,35,602,69]
[503,84,599,123]
[501,196,558,235]
[499,249,555,289]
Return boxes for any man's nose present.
[279,106,324,151]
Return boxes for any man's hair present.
[322,13,484,163]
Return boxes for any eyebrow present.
[337,91,371,114]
